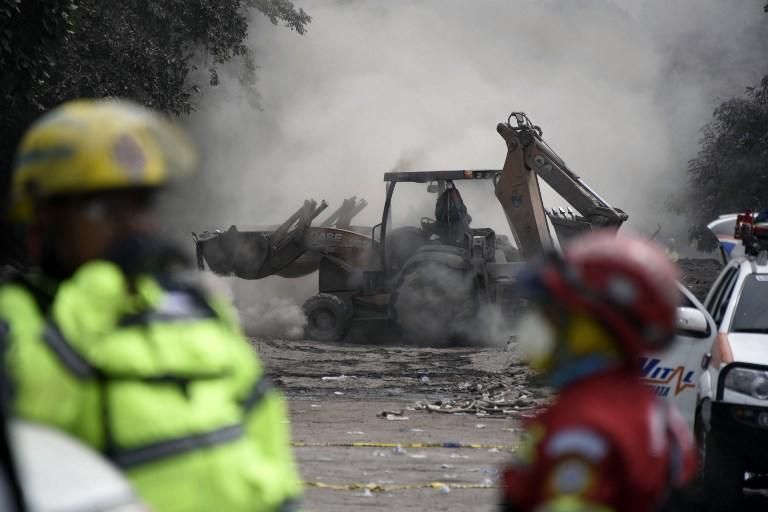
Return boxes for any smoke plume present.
[163,0,767,338]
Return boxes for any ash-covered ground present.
[257,337,541,512]
[255,258,768,511]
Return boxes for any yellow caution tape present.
[292,441,516,450]
[304,481,496,492]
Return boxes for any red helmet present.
[532,230,680,359]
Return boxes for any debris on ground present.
[414,379,550,418]
[391,445,408,455]
[377,409,407,419]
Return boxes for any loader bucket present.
[194,200,328,280]
[195,227,289,279]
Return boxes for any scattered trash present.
[410,428,425,432]
[481,478,494,487]
[414,379,549,418]
[432,482,451,494]
[333,391,345,396]
[372,450,388,457]
[440,464,454,469]
[420,376,430,384]
[475,423,486,429]
[362,488,373,497]
[488,447,500,453]
[378,410,409,421]
[321,375,357,381]
[310,404,321,408]
[391,445,408,455]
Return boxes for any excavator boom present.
[495,112,627,258]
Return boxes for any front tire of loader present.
[303,294,350,342]
[701,430,744,512]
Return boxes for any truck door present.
[641,285,716,429]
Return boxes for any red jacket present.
[502,369,696,512]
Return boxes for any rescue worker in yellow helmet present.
[0,99,302,511]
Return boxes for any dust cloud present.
[200,271,311,339]
[164,0,767,336]
[392,261,513,347]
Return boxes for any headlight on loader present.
[724,367,768,399]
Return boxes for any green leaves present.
[0,0,310,188]
[682,76,768,250]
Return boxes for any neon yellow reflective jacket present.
[0,261,302,511]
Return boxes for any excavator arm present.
[495,112,627,258]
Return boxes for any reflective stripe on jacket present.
[0,261,301,512]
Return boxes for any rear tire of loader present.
[390,262,474,346]
[303,294,350,342]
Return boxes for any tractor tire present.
[303,294,350,342]
[391,261,474,346]
[701,431,744,512]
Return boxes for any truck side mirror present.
[675,307,710,337]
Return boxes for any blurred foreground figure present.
[501,231,696,512]
[0,100,302,511]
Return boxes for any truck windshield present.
[731,275,768,333]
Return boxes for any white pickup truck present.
[694,254,768,510]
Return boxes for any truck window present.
[713,271,739,326]
[730,275,768,333]
[707,268,737,321]
[679,294,695,309]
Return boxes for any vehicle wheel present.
[303,294,350,342]
[391,262,474,346]
[701,431,744,512]
[694,405,706,475]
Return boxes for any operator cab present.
[381,169,518,272]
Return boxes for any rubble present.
[414,379,550,418]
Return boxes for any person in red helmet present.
[501,230,698,512]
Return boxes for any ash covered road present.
[256,338,545,511]
[252,259,768,511]
[258,336,768,512]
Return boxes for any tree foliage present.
[0,0,309,187]
[682,76,768,250]
[0,0,309,266]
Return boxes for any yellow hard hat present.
[9,98,197,222]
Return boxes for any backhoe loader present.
[194,112,627,343]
